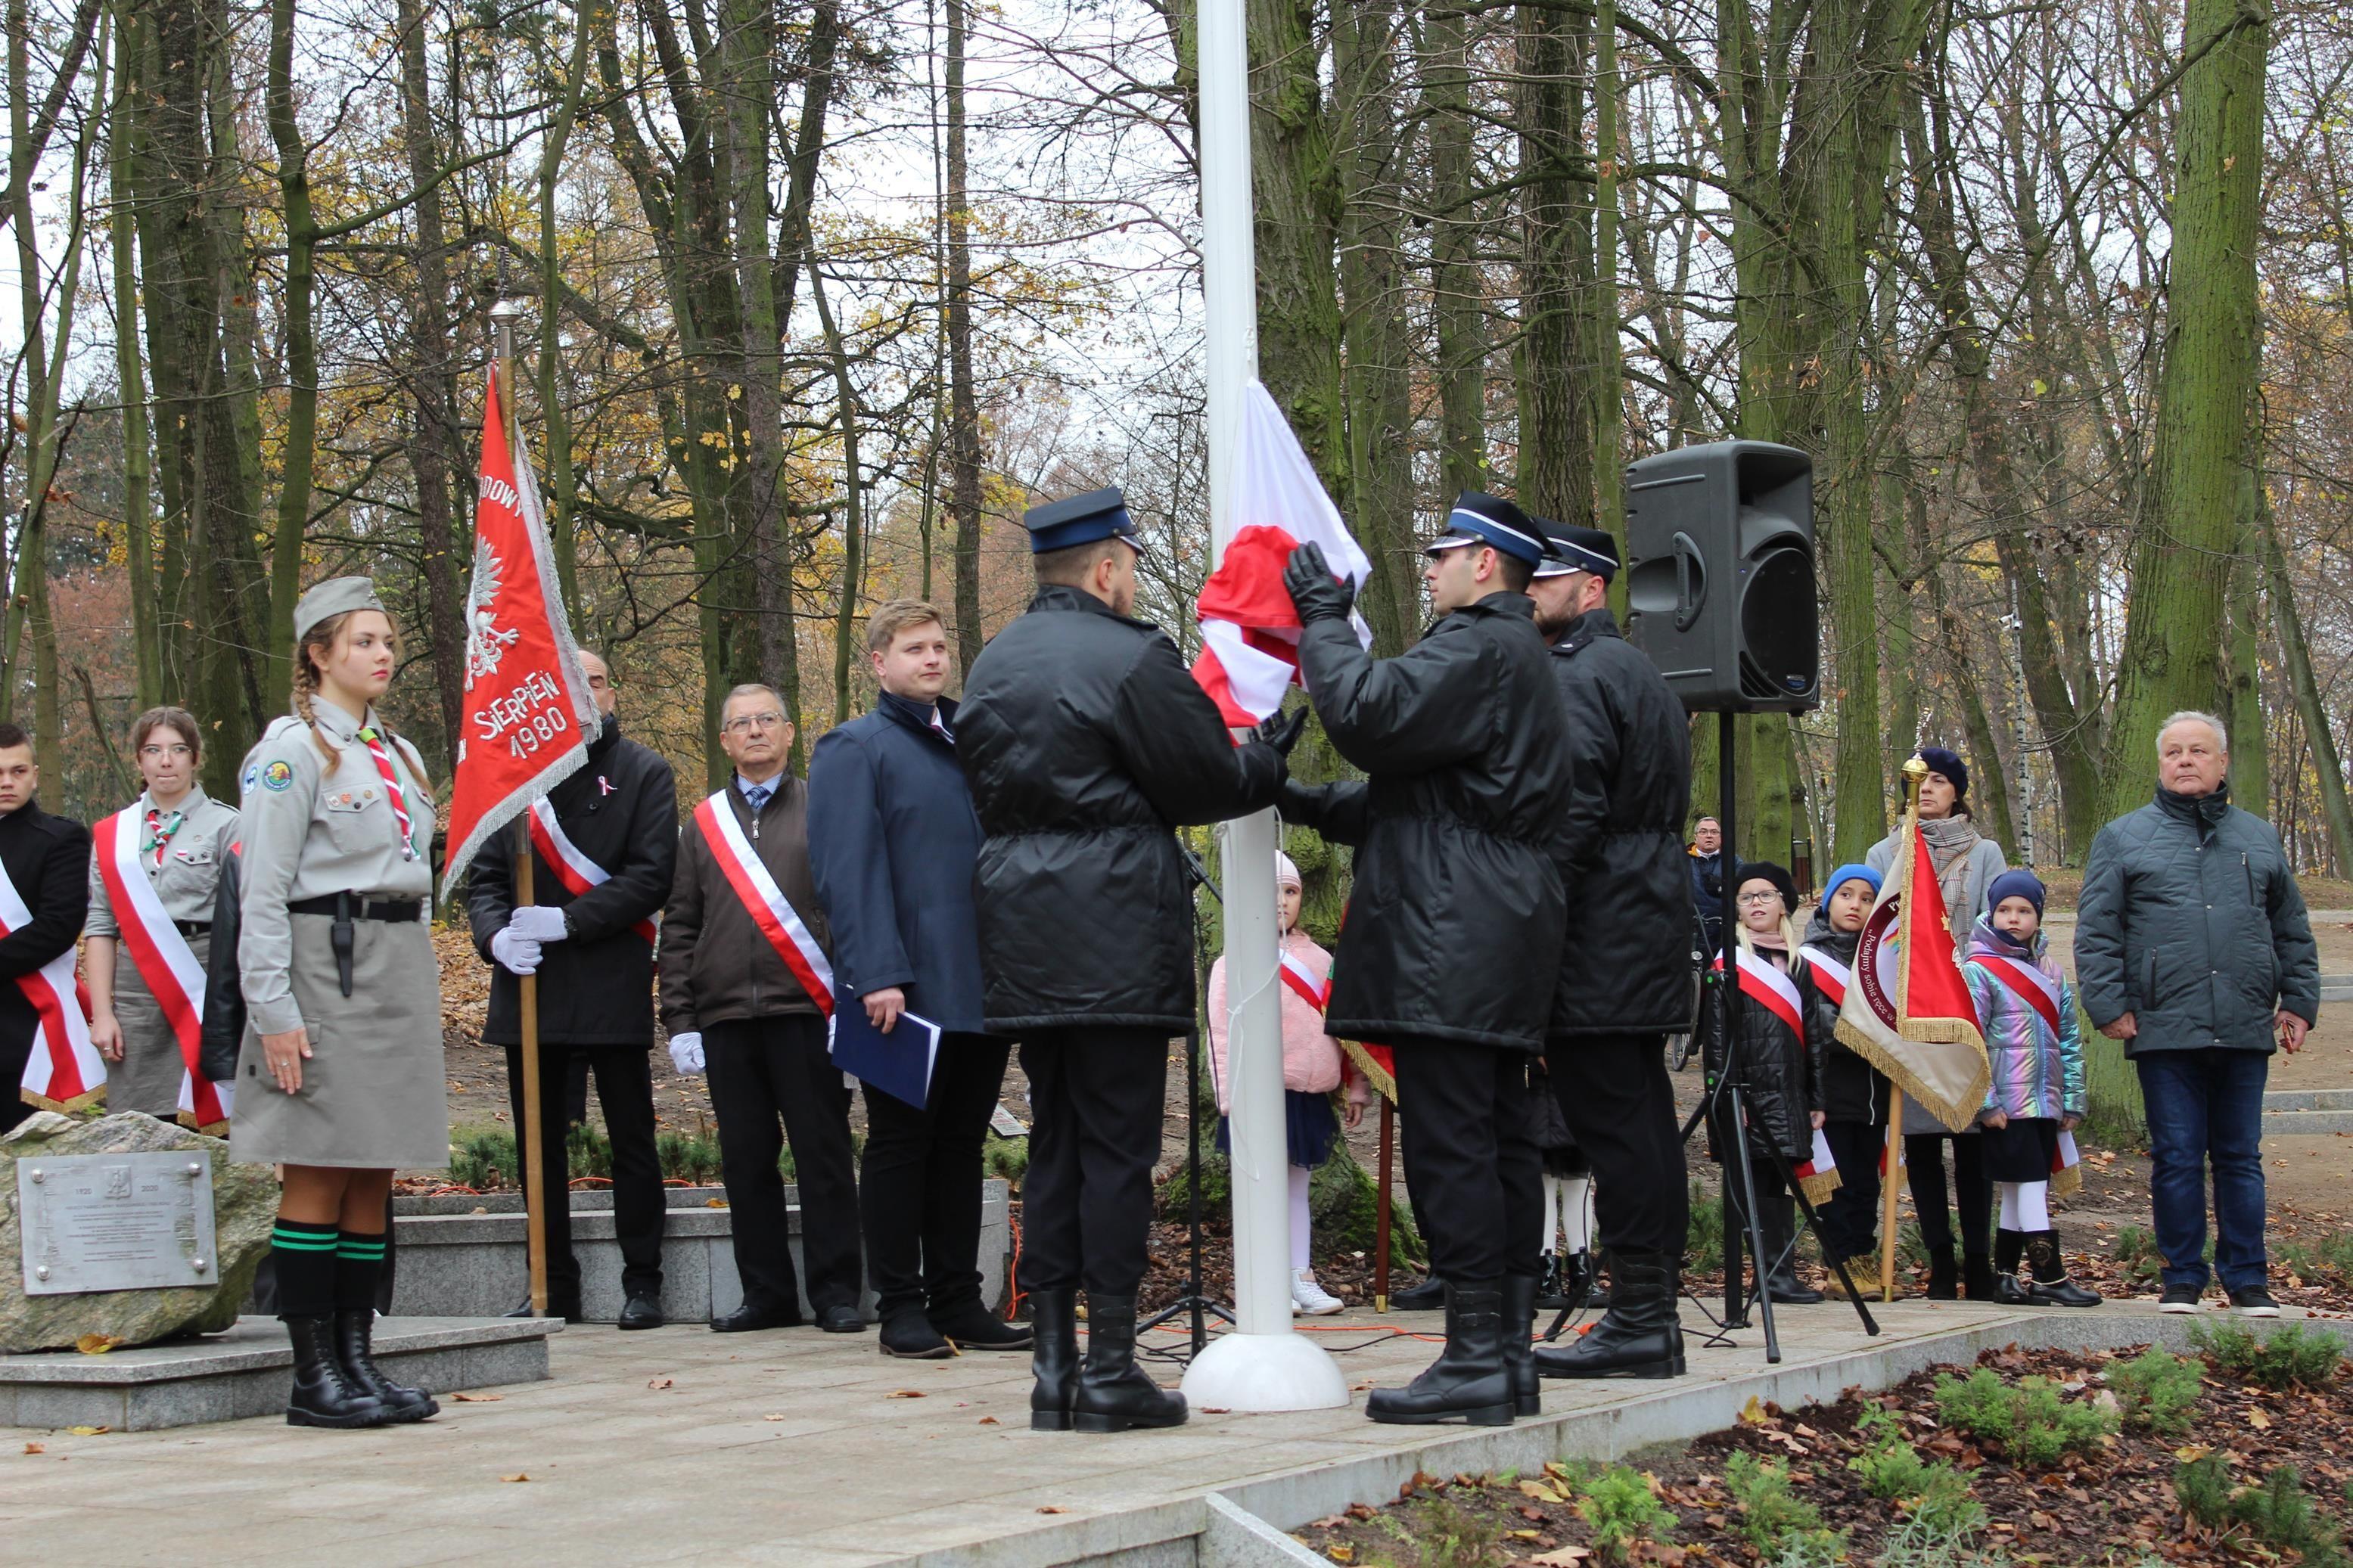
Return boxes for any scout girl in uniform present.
[85,707,239,1121]
[235,577,446,1428]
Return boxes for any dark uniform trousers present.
[1018,1028,1166,1296]
[503,1039,666,1301]
[859,1032,1012,1316]
[1392,1040,1543,1284]
[1544,1032,1689,1259]
[704,1014,864,1315]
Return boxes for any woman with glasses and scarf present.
[85,707,239,1121]
[1865,746,2010,1299]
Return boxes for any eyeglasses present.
[138,744,194,760]
[1736,891,1783,908]
[723,712,786,734]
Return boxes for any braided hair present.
[291,607,427,789]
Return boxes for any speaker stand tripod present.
[1139,846,1238,1354]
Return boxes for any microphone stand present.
[1139,843,1238,1352]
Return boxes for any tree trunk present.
[2223,485,2268,817]
[2100,0,2266,821]
[1515,1,1593,526]
[109,0,159,709]
[1421,0,1484,504]
[810,264,866,731]
[2263,487,2353,874]
[1590,0,1624,592]
[1247,0,1343,489]
[395,0,466,759]
[945,0,984,678]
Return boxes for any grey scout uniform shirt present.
[85,787,241,935]
[236,695,434,1037]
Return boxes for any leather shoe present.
[932,1302,1033,1351]
[816,1303,868,1334]
[880,1307,953,1359]
[1388,1275,1445,1311]
[503,1293,580,1323]
[710,1303,800,1333]
[617,1292,665,1330]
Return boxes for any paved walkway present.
[4,1292,2241,1565]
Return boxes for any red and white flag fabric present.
[1836,792,1990,1132]
[1975,952,2066,1037]
[1792,1127,1842,1205]
[92,807,229,1132]
[2050,1127,2083,1198]
[692,796,835,1018]
[1278,947,1329,1013]
[528,799,657,944]
[10,859,99,1114]
[1191,380,1376,725]
[443,365,600,886]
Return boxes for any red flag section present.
[1902,831,1982,1039]
[442,365,599,886]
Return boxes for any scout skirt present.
[107,933,209,1119]
[1979,1115,2060,1184]
[231,912,449,1169]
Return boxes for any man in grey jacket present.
[2075,711,2319,1317]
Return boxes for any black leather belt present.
[173,919,210,938]
[288,895,422,923]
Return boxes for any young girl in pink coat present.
[1207,853,1369,1314]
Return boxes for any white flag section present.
[1192,381,1376,725]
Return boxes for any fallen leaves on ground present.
[500,1473,530,1483]
[646,1377,673,1390]
[449,1392,502,1403]
[888,1389,925,1399]
[74,1334,123,1355]
[1035,1505,1067,1514]
[64,1426,108,1436]
[23,1442,44,1454]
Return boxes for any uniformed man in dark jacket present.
[1525,522,1696,1380]
[0,722,90,1133]
[469,652,678,1328]
[1280,492,1575,1427]
[957,487,1297,1435]
[810,600,1028,1361]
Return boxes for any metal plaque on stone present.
[17,1153,219,1294]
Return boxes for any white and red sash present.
[1714,948,1805,1038]
[1279,947,1329,1014]
[692,795,834,1017]
[8,852,99,1112]
[1792,1126,1842,1201]
[1976,952,2065,1037]
[530,798,657,944]
[1798,945,1850,1008]
[94,806,229,1127]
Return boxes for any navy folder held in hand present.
[829,1004,943,1110]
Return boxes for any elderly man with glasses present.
[659,683,865,1333]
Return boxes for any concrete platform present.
[0,1316,559,1433]
[385,1181,1012,1324]
[2264,1087,2353,1135]
[5,1292,2339,1564]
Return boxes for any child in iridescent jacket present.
[1962,870,2100,1307]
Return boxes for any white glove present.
[490,928,542,976]
[667,1032,705,1074]
[508,905,570,943]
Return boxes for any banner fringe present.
[1799,1168,1842,1207]
[19,1085,104,1116]
[1835,1016,1988,1133]
[1339,1039,1395,1104]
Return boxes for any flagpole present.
[491,297,551,1321]
[1880,756,1928,1303]
[1178,0,1346,1412]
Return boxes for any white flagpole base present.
[1180,1328,1351,1411]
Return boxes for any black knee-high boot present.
[2025,1232,2102,1307]
[334,1232,437,1422]
[1071,1294,1186,1433]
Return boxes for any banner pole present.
[1879,1091,1903,1303]
[1373,1096,1394,1312]
[489,303,550,1321]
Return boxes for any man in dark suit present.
[469,651,678,1327]
[810,600,1027,1360]
[0,722,92,1133]
[957,488,1300,1433]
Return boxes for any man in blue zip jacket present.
[810,601,1029,1361]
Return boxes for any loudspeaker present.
[1623,440,1818,714]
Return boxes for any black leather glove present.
[1283,543,1356,626]
[1251,706,1309,758]
[1278,777,1325,826]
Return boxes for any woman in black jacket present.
[1699,862,1826,1306]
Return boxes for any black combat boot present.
[1071,1295,1187,1433]
[1501,1273,1540,1417]
[333,1311,437,1422]
[1027,1288,1079,1431]
[1534,1250,1686,1380]
[1366,1281,1515,1426]
[285,1316,390,1429]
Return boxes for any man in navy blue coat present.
[810,601,1029,1360]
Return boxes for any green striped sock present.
[271,1220,341,1318]
[335,1231,388,1313]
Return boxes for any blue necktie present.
[742,782,772,812]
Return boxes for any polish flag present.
[1190,381,1375,725]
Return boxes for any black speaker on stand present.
[1621,440,1877,1359]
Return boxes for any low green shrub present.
[1932,1367,2116,1465]
[1686,1180,1724,1275]
[2191,1321,2348,1391]
[1574,1465,1679,1565]
[982,1132,1029,1190]
[1846,1403,1988,1540]
[2276,1229,2353,1282]
[566,1119,612,1181]
[2108,1347,2205,1434]
[654,1125,722,1186]
[448,1124,519,1190]
[2174,1458,2348,1567]
[1722,1452,1844,1563]
[2109,1226,2165,1286]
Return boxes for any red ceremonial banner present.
[442,365,600,886]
